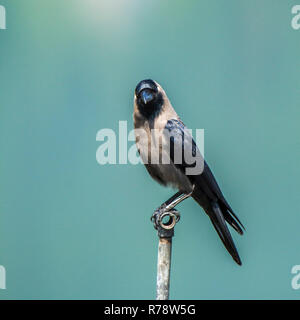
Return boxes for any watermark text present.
[0,265,6,289]
[0,5,6,30]
[291,265,300,290]
[96,121,205,175]
[291,5,300,30]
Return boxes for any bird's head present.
[134,79,164,119]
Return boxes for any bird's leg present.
[151,189,193,230]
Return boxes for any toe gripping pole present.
[151,191,192,300]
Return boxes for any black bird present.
[133,79,244,265]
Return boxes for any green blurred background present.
[0,0,300,299]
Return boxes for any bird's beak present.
[140,89,154,105]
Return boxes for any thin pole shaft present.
[156,238,172,300]
[153,190,192,300]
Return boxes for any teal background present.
[0,0,300,299]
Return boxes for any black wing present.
[165,119,244,265]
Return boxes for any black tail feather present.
[210,202,242,265]
[219,198,245,232]
[219,201,244,235]
[192,189,243,265]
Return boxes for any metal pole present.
[156,236,172,300]
[155,210,180,300]
[151,192,190,300]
